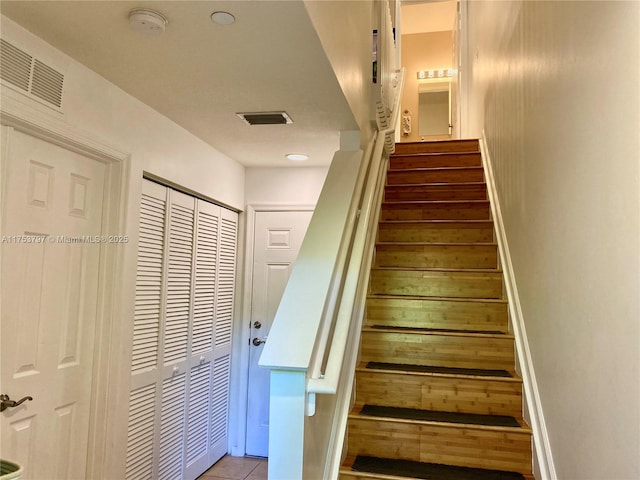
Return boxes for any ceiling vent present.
[237,111,293,126]
[0,38,65,109]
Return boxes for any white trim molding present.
[479,135,557,480]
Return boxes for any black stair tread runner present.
[351,456,525,480]
[359,404,522,428]
[368,325,505,335]
[365,361,512,378]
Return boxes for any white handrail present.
[306,67,405,402]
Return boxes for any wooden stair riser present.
[384,183,487,202]
[377,222,495,243]
[387,168,484,185]
[390,152,482,169]
[360,330,515,371]
[381,202,490,221]
[369,269,503,299]
[393,140,480,155]
[356,370,523,417]
[374,244,498,269]
[366,297,509,332]
[347,416,532,475]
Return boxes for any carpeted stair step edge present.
[351,456,525,480]
[365,361,513,378]
[358,404,522,428]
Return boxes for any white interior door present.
[0,129,106,479]
[245,210,312,457]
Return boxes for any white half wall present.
[465,2,639,479]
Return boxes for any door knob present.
[252,337,267,346]
[1,394,33,412]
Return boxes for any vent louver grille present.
[237,111,293,125]
[0,39,32,91]
[0,38,64,109]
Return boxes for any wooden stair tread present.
[383,199,489,206]
[351,404,531,433]
[371,266,502,273]
[380,219,493,224]
[390,151,481,158]
[367,294,507,304]
[346,456,528,480]
[385,181,486,188]
[358,361,520,381]
[388,166,483,172]
[363,325,513,340]
[376,241,498,246]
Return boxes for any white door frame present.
[229,204,315,457]
[1,103,129,479]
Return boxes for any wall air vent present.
[236,111,293,126]
[0,38,65,109]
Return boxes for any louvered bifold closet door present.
[126,180,167,480]
[159,189,195,480]
[126,180,236,480]
[210,207,237,460]
[184,199,221,479]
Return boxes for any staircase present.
[340,139,534,480]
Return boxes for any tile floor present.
[198,455,268,480]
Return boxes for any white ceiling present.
[0,1,359,167]
[401,1,457,35]
[1,1,456,168]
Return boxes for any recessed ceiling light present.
[129,9,167,36]
[211,11,235,25]
[286,153,309,162]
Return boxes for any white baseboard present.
[479,134,557,480]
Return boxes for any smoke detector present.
[129,9,167,36]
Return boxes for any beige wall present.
[400,31,453,142]
[304,0,377,145]
[466,2,639,478]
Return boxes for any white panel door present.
[245,210,313,457]
[0,130,106,479]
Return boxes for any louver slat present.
[125,384,156,480]
[132,193,165,373]
[159,374,186,480]
[164,201,194,365]
[187,363,212,465]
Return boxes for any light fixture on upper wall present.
[129,9,167,36]
[286,153,309,162]
[417,68,456,80]
[211,11,236,25]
